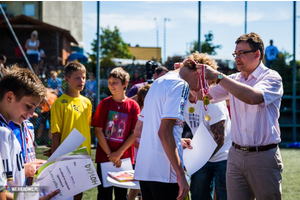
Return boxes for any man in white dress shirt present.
[199,32,283,200]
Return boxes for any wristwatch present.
[216,73,223,84]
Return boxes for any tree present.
[164,55,185,69]
[188,31,222,55]
[271,51,300,95]
[90,26,133,60]
[86,26,130,80]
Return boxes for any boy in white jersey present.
[0,66,59,199]
[181,52,231,200]
[134,60,198,200]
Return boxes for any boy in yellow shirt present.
[49,62,92,200]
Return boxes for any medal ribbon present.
[199,65,210,111]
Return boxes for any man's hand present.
[196,64,218,82]
[181,138,193,150]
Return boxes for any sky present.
[82,1,300,63]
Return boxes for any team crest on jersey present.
[113,113,119,121]
[73,105,82,113]
[61,99,68,103]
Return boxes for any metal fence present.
[1,2,299,146]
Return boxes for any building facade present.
[128,45,161,63]
[0,1,82,44]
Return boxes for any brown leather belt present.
[232,142,277,152]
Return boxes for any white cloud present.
[194,4,291,26]
[83,12,157,33]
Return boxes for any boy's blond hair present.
[0,65,46,101]
[108,67,130,90]
[50,70,58,77]
[64,61,86,78]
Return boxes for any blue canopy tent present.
[68,52,88,64]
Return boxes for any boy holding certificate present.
[50,61,92,200]
[0,66,59,199]
[92,67,140,200]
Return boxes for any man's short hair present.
[0,65,46,102]
[235,32,264,62]
[64,61,86,78]
[109,67,130,90]
[155,66,169,76]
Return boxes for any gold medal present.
[188,107,195,113]
[204,114,211,121]
[203,95,210,105]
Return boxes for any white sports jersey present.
[0,154,5,192]
[134,72,189,183]
[0,114,25,187]
[184,100,231,162]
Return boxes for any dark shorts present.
[27,54,39,64]
[140,180,179,200]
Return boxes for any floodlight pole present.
[292,1,297,142]
[163,18,170,64]
[96,1,101,105]
[245,1,247,34]
[154,18,159,62]
[198,1,201,52]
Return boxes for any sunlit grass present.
[35,147,300,200]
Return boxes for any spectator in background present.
[127,66,169,100]
[265,39,279,69]
[25,30,40,75]
[85,73,97,112]
[36,88,57,145]
[38,48,46,78]
[128,70,144,90]
[0,54,6,80]
[48,71,63,97]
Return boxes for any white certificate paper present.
[33,148,100,200]
[100,158,133,188]
[183,123,217,176]
[48,128,86,161]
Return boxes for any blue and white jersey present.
[0,114,25,187]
